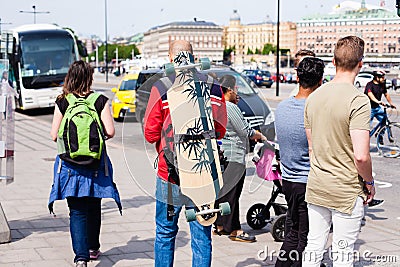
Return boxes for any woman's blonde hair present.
[61,60,93,97]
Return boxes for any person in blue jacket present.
[48,60,122,267]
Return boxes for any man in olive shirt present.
[302,36,375,267]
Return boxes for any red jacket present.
[144,73,227,181]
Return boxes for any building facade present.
[297,0,400,62]
[142,20,224,62]
[224,10,297,65]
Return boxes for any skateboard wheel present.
[219,202,231,216]
[185,209,197,222]
[199,58,210,70]
[164,63,175,76]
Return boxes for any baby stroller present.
[246,141,287,242]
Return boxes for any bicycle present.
[369,103,400,158]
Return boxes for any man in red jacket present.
[144,40,227,267]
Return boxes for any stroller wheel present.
[271,214,286,242]
[246,203,269,230]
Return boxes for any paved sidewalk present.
[0,81,398,266]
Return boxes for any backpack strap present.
[85,92,102,109]
[65,93,78,106]
[157,82,177,221]
[159,76,173,91]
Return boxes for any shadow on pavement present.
[7,196,155,242]
[235,256,276,266]
[102,195,155,215]
[95,233,190,266]
[8,214,69,242]
[365,208,387,221]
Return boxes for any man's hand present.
[363,184,376,205]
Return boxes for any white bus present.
[8,24,85,109]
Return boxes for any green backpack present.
[57,93,105,165]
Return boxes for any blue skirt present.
[48,155,122,214]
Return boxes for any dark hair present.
[334,36,364,71]
[296,57,325,89]
[62,60,94,97]
[294,49,316,67]
[219,74,236,93]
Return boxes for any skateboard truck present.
[185,202,231,222]
[164,58,211,76]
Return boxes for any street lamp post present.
[276,0,280,97]
[19,5,50,24]
[104,0,109,83]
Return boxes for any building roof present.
[300,0,397,21]
[149,20,219,31]
[129,33,144,43]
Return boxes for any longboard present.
[165,54,230,226]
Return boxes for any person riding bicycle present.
[364,70,396,143]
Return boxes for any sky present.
[0,0,397,39]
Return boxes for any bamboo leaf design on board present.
[177,117,213,174]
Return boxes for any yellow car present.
[111,73,138,121]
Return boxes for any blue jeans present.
[67,197,101,263]
[155,177,212,267]
[371,106,387,127]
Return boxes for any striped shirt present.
[221,101,255,164]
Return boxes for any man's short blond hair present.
[334,36,364,71]
[294,49,315,67]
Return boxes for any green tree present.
[247,47,254,55]
[262,43,276,55]
[223,45,235,57]
[90,44,140,62]
[255,48,261,54]
[223,46,235,64]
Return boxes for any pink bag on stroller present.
[253,141,282,181]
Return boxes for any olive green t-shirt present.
[304,82,371,214]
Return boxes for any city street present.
[0,73,398,266]
[2,0,400,266]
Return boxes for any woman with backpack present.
[48,60,122,267]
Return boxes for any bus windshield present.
[19,31,76,89]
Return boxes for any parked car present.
[241,69,273,88]
[272,73,286,83]
[135,69,163,125]
[135,66,276,141]
[111,73,138,121]
[354,72,373,89]
[285,72,297,84]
